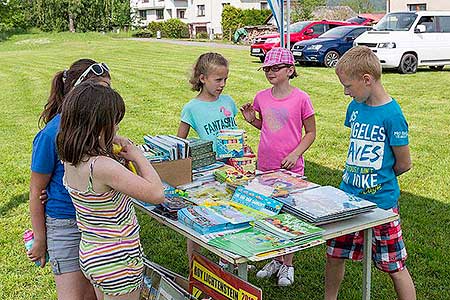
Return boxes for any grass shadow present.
[0,192,28,217]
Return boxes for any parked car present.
[354,10,450,74]
[346,16,375,25]
[292,26,372,67]
[250,20,353,62]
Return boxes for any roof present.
[358,13,385,22]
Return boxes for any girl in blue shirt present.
[28,59,111,300]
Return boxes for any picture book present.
[184,181,232,205]
[254,213,324,242]
[230,186,283,217]
[280,186,378,224]
[207,227,298,258]
[177,206,249,234]
[216,129,245,159]
[248,169,319,197]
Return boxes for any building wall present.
[132,0,267,35]
[389,0,450,12]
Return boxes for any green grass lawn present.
[1,32,449,300]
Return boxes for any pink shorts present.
[326,208,407,273]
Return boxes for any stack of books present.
[188,138,216,169]
[216,129,245,159]
[254,213,324,243]
[177,206,250,235]
[143,135,189,161]
[279,186,378,225]
[177,187,283,235]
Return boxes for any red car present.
[250,20,353,62]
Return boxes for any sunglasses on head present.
[74,63,110,87]
[262,64,291,73]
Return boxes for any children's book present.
[280,186,378,224]
[207,227,321,258]
[254,213,324,242]
[188,138,213,157]
[247,169,319,197]
[183,181,232,205]
[216,129,245,159]
[230,186,283,217]
[177,206,249,234]
[144,135,176,160]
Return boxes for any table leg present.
[362,228,372,300]
[237,262,248,281]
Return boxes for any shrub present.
[221,6,271,41]
[163,19,189,38]
[132,29,154,38]
[196,32,209,39]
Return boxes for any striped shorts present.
[326,208,407,273]
[79,236,144,296]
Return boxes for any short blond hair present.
[336,46,382,80]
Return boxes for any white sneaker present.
[256,260,282,279]
[277,265,294,287]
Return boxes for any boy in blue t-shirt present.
[325,47,416,300]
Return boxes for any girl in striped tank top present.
[57,81,165,299]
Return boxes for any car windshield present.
[286,21,311,33]
[374,12,416,31]
[319,26,353,38]
[346,16,366,24]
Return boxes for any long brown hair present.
[39,58,111,126]
[57,81,125,166]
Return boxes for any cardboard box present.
[151,158,192,187]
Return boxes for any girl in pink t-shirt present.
[240,47,316,287]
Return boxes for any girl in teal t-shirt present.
[177,52,238,152]
[177,52,238,267]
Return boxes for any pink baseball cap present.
[263,47,295,67]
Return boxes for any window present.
[177,9,186,19]
[437,16,450,32]
[407,4,426,11]
[310,24,326,35]
[197,5,205,16]
[139,10,147,19]
[261,2,268,10]
[156,9,164,20]
[142,0,149,3]
[167,9,172,18]
[417,16,437,32]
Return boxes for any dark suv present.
[250,20,353,62]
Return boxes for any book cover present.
[281,186,377,224]
[216,129,245,159]
[248,169,319,197]
[254,213,324,241]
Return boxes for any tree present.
[292,0,327,21]
[342,0,374,13]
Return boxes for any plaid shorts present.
[326,208,407,273]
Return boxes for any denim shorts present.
[46,216,82,275]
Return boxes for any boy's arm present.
[392,145,412,176]
[177,121,191,139]
[29,171,51,267]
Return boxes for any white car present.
[354,10,450,74]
